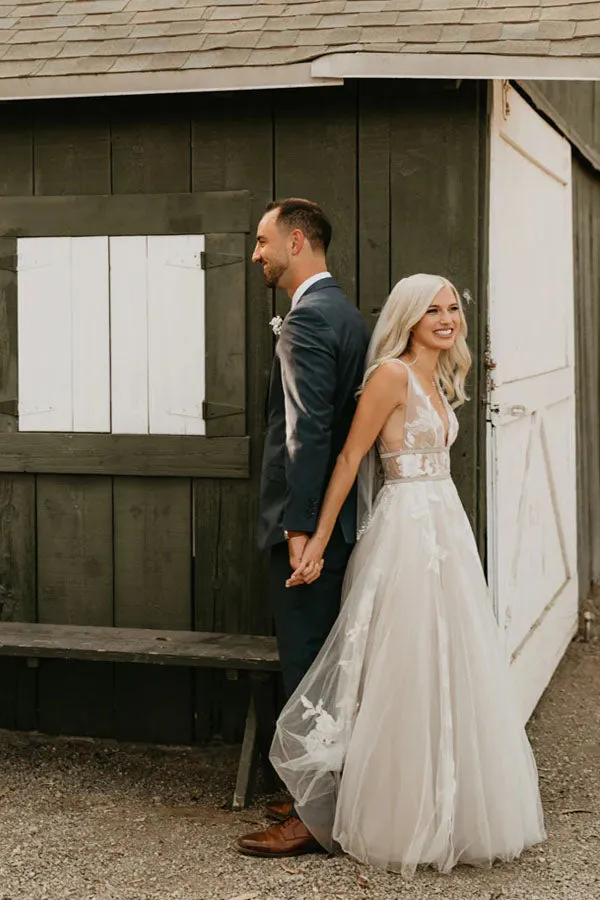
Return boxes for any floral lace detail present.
[298,572,379,770]
[381,448,451,483]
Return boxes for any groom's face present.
[252,210,292,289]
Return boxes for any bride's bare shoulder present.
[363,359,408,404]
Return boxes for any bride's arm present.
[287,361,408,586]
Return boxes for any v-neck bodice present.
[377,359,459,484]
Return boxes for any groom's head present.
[252,198,332,294]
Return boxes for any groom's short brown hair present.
[265,198,332,253]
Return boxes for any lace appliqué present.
[298,576,378,771]
[381,448,451,484]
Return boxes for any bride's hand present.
[286,536,327,587]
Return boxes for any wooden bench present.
[0,621,280,810]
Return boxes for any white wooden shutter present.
[147,235,205,436]
[109,236,150,434]
[18,236,110,432]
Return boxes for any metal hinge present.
[489,403,528,418]
[200,251,244,270]
[202,401,244,420]
[501,80,511,119]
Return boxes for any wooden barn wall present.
[0,79,486,744]
[572,155,600,599]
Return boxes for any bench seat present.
[0,621,280,809]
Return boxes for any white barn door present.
[487,82,578,722]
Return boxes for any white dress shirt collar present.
[290,272,331,309]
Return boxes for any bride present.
[268,273,546,874]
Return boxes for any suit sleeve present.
[277,304,338,534]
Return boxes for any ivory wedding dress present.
[270,359,546,875]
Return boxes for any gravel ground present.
[0,596,599,900]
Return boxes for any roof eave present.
[0,61,342,103]
[312,51,600,82]
[1,51,599,103]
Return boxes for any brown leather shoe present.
[236,815,323,858]
[265,798,294,822]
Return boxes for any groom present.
[237,199,369,858]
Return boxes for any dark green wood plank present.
[0,104,33,197]
[33,100,111,196]
[204,233,246,437]
[36,474,114,737]
[0,104,36,726]
[32,101,114,740]
[0,237,18,434]
[0,622,279,669]
[114,478,192,630]
[0,191,250,238]
[390,80,484,534]
[274,83,358,315]
[572,157,600,597]
[192,90,274,742]
[110,98,196,744]
[37,476,113,626]
[358,81,392,322]
[111,96,191,195]
[0,433,250,478]
[0,476,35,623]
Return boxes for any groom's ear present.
[290,228,306,256]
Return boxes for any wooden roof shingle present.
[0,0,598,98]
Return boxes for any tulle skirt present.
[269,477,546,875]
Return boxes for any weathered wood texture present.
[0,191,250,237]
[0,82,487,745]
[0,622,279,669]
[274,85,358,315]
[572,156,600,599]
[30,99,116,738]
[0,105,36,731]
[387,80,487,539]
[0,434,249,477]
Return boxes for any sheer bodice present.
[377,360,459,484]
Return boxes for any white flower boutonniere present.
[269,315,283,337]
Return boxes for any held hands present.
[286,534,327,588]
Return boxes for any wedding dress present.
[269,359,546,875]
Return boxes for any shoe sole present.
[236,843,323,858]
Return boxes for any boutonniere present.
[269,315,283,337]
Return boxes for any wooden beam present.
[0,190,251,237]
[0,433,250,478]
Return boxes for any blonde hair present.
[361,273,472,406]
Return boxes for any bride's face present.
[411,286,461,352]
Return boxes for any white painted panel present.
[510,579,578,722]
[110,236,149,434]
[71,237,110,432]
[147,235,205,436]
[490,133,571,385]
[18,237,73,431]
[487,82,577,723]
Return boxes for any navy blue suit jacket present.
[258,277,370,550]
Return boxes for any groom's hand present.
[286,532,309,580]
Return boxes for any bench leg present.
[233,691,258,811]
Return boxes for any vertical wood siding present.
[572,156,600,599]
[0,81,487,744]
